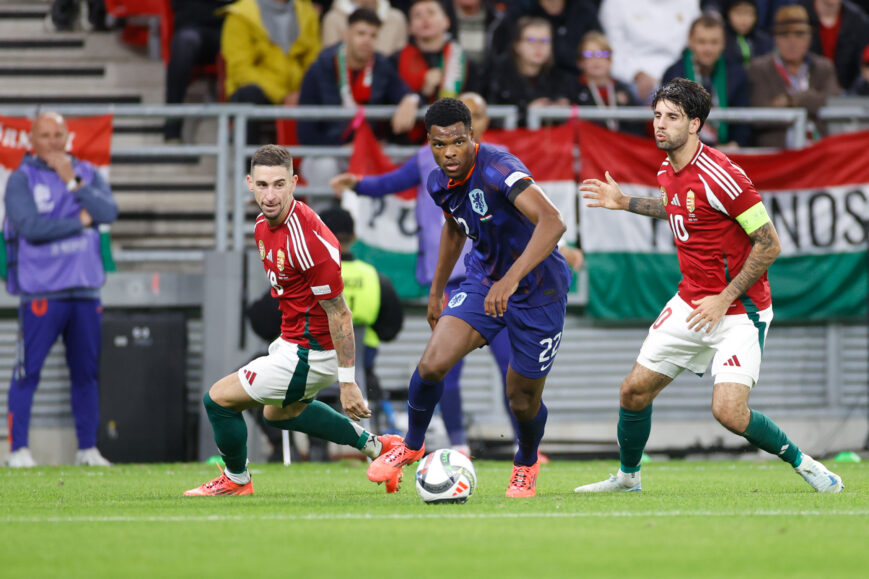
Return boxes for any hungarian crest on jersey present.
[686,190,696,213]
[277,249,286,272]
[469,188,488,216]
[660,186,667,206]
[258,240,265,260]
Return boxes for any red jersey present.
[254,200,344,350]
[656,142,771,315]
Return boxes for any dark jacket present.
[486,54,572,126]
[490,0,600,76]
[747,52,840,148]
[172,0,233,29]
[569,76,647,136]
[801,0,869,91]
[662,51,752,147]
[298,43,411,145]
[724,24,774,68]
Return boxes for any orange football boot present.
[505,462,539,498]
[368,441,425,485]
[184,466,253,496]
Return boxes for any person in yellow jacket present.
[220,0,321,140]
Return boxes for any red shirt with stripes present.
[656,142,771,315]
[254,200,344,350]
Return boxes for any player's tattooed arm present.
[627,196,668,220]
[720,222,781,303]
[319,294,356,369]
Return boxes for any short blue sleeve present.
[483,151,534,203]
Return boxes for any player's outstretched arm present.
[427,219,466,329]
[488,184,566,316]
[319,293,371,420]
[581,171,667,220]
[686,221,781,332]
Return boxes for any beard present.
[656,131,689,152]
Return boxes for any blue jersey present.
[426,143,570,308]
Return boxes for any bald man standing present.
[3,112,118,467]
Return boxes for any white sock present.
[224,466,251,485]
[361,433,381,459]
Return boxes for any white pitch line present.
[4,510,869,524]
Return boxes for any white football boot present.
[794,454,843,493]
[75,447,112,466]
[574,470,642,493]
[5,448,37,468]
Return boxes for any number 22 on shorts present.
[538,332,562,371]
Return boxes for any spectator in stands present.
[723,0,774,67]
[600,0,701,102]
[570,31,647,136]
[800,0,869,91]
[395,0,477,106]
[490,0,600,76]
[662,12,752,148]
[3,112,118,468]
[46,0,107,32]
[298,8,420,191]
[849,44,869,94]
[446,0,500,69]
[321,0,408,56]
[748,4,840,147]
[486,17,571,126]
[220,0,321,141]
[164,0,233,142]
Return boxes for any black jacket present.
[298,43,411,145]
[486,54,572,126]
[802,0,869,90]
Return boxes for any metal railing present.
[1,102,864,259]
[526,106,809,149]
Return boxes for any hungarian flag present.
[0,115,115,277]
[344,122,577,298]
[577,120,868,321]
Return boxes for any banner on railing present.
[344,122,577,298]
[0,115,115,275]
[577,120,868,320]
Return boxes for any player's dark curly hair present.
[250,144,293,174]
[425,97,472,133]
[651,78,712,131]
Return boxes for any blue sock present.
[515,402,547,466]
[440,361,466,445]
[404,368,444,450]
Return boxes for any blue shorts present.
[443,281,567,378]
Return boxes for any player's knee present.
[711,402,747,433]
[619,381,650,411]
[509,396,538,421]
[417,359,449,383]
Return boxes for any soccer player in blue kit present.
[367,98,571,497]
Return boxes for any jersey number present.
[267,270,284,295]
[538,332,562,370]
[668,214,689,241]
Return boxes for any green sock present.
[203,392,248,473]
[742,409,802,466]
[618,405,652,473]
[264,400,370,450]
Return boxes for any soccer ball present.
[414,448,476,504]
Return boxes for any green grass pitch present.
[1,459,866,578]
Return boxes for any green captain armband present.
[735,202,771,235]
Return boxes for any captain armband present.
[735,202,771,235]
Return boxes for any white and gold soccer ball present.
[414,448,476,504]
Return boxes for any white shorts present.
[637,294,773,388]
[237,338,338,406]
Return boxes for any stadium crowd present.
[47,0,869,147]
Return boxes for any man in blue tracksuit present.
[3,112,118,467]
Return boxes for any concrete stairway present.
[0,1,225,265]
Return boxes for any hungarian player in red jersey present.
[185,145,402,496]
[575,78,842,494]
